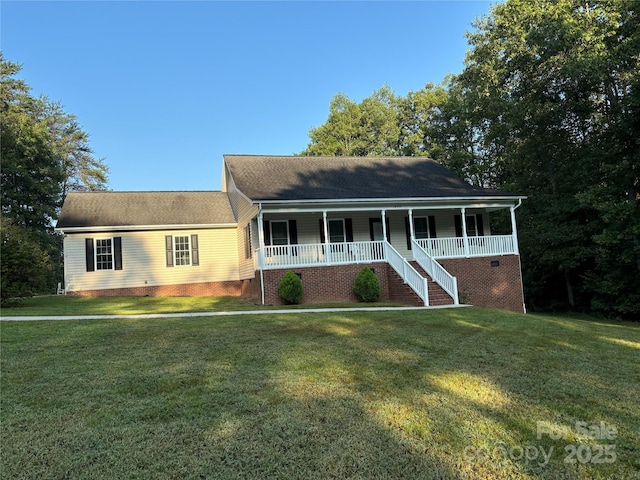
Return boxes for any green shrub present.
[353,267,381,302]
[278,271,303,304]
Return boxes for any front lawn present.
[1,308,638,479]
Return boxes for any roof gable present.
[223,155,519,202]
[57,191,236,230]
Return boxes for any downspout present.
[257,203,265,305]
[511,199,526,314]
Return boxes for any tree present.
[450,0,640,316]
[0,52,109,299]
[44,101,109,197]
[1,55,64,231]
[302,86,401,156]
[1,218,54,303]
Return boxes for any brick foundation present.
[68,280,252,298]
[439,255,525,313]
[67,256,525,313]
[261,263,415,306]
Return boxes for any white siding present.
[225,173,259,279]
[64,228,240,293]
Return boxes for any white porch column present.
[381,210,387,242]
[322,210,331,265]
[510,205,520,255]
[461,207,470,257]
[257,210,266,305]
[408,209,415,241]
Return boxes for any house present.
[56,155,527,312]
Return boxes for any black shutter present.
[288,220,298,244]
[263,221,271,246]
[345,218,353,242]
[428,216,437,238]
[454,215,463,237]
[191,234,199,266]
[85,238,95,272]
[405,217,412,249]
[476,214,485,236]
[165,235,174,267]
[114,237,123,270]
[319,219,326,243]
[385,218,390,242]
[369,218,376,241]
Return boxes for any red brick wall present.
[69,280,249,298]
[262,264,395,306]
[439,255,525,313]
[68,256,525,313]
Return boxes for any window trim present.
[269,220,290,246]
[173,234,192,267]
[413,216,431,240]
[95,237,114,271]
[328,218,346,243]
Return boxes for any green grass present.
[0,295,405,316]
[1,308,639,479]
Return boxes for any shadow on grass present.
[1,309,638,479]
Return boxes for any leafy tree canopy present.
[1,52,109,300]
[300,0,639,317]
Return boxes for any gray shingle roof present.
[224,155,520,201]
[57,191,236,229]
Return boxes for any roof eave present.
[55,223,238,233]
[253,195,526,205]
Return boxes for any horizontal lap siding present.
[64,228,240,293]
[227,175,259,280]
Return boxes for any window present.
[174,235,191,266]
[85,237,122,272]
[465,215,477,237]
[414,217,429,239]
[95,239,113,270]
[244,224,252,259]
[270,221,289,245]
[329,219,346,243]
[263,220,298,249]
[454,214,484,238]
[165,234,199,267]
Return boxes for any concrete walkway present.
[0,304,469,321]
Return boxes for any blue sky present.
[2,1,492,192]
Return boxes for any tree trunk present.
[564,268,575,307]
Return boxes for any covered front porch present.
[252,200,522,307]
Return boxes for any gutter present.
[55,223,238,234]
[258,202,265,306]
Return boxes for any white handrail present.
[416,235,515,259]
[412,239,459,304]
[261,241,386,269]
[385,242,429,306]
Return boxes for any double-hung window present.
[165,234,200,267]
[328,219,346,243]
[413,217,430,240]
[86,237,122,272]
[95,239,114,270]
[270,221,289,246]
[174,235,191,266]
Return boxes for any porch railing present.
[385,242,429,306]
[416,235,515,259]
[412,239,458,304]
[261,241,386,269]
